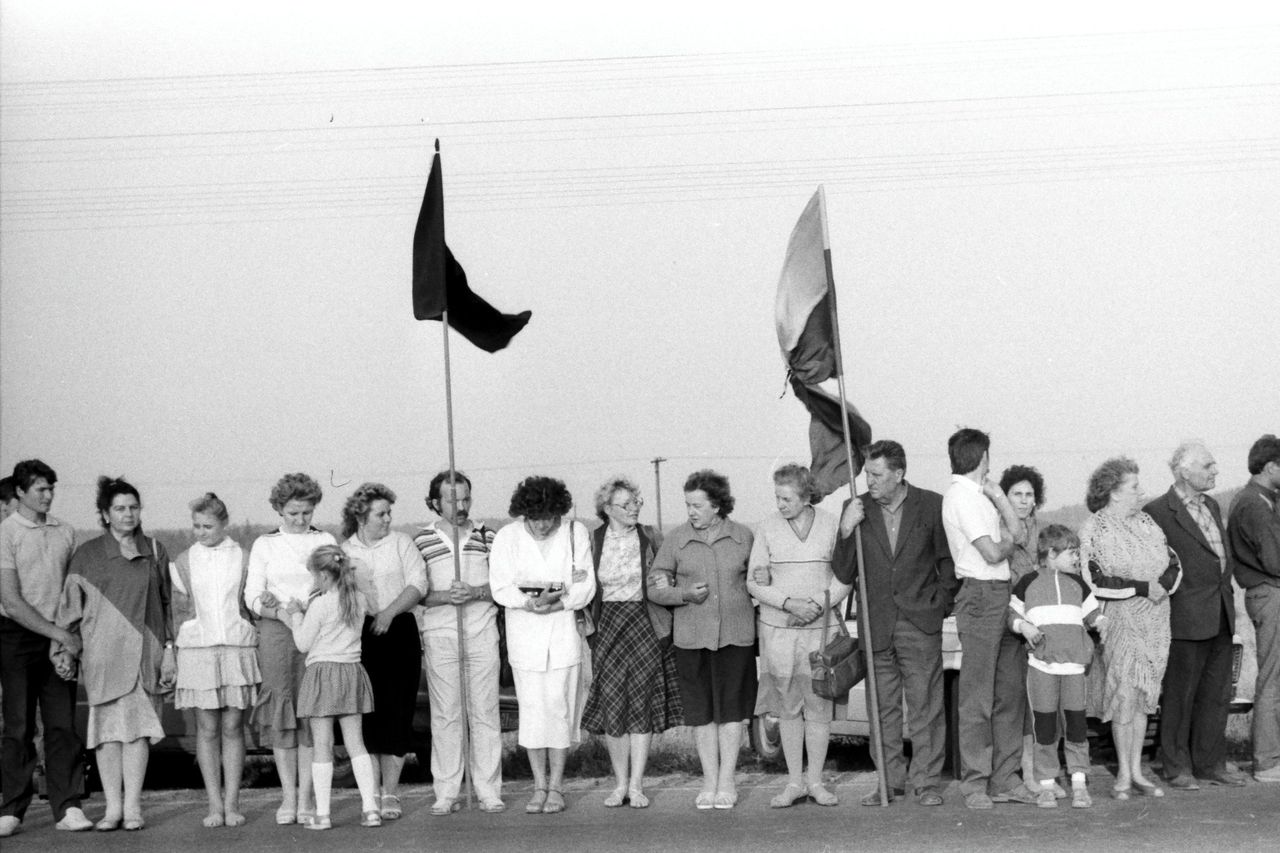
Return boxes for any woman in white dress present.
[489,476,595,815]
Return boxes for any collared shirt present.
[413,521,498,636]
[1177,483,1227,572]
[342,530,428,615]
[879,488,909,554]
[942,475,1010,581]
[1229,480,1280,589]
[650,518,755,650]
[0,512,76,621]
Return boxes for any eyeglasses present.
[610,498,644,511]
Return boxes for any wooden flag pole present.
[437,142,474,810]
[817,186,890,807]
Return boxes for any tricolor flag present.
[412,143,531,352]
[775,187,872,498]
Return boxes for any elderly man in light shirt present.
[941,429,1035,810]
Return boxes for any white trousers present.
[423,622,503,801]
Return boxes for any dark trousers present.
[954,579,1026,796]
[871,615,945,792]
[0,619,84,821]
[1159,623,1233,779]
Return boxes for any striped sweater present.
[1009,569,1101,675]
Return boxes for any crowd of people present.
[0,429,1277,835]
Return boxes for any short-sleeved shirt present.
[413,521,498,637]
[942,475,1010,581]
[342,530,428,614]
[0,512,76,621]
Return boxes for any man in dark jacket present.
[1228,434,1280,782]
[833,440,959,806]
[1144,441,1246,789]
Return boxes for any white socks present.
[351,753,378,813]
[1071,772,1087,788]
[312,762,334,817]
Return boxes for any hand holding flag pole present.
[775,186,889,806]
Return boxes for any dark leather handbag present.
[810,591,864,700]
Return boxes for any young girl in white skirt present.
[170,493,260,828]
[283,545,380,830]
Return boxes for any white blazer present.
[490,518,595,671]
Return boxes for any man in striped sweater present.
[1009,524,1107,809]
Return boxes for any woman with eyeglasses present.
[581,476,683,809]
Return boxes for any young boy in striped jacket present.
[1009,524,1107,808]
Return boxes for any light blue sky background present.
[2,1,1278,531]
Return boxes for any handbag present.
[809,590,864,700]
[569,520,596,639]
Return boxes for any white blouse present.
[342,530,427,614]
[244,528,337,615]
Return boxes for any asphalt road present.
[5,766,1278,852]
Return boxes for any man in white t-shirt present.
[941,429,1034,810]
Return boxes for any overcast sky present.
[2,1,1278,532]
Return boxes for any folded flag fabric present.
[775,187,871,498]
[412,146,531,353]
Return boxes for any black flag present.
[412,144,531,352]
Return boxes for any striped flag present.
[775,187,871,497]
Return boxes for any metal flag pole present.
[436,141,474,809]
[651,456,666,530]
[817,186,889,806]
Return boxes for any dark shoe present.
[916,788,944,807]
[860,787,905,806]
[1200,768,1247,787]
[1166,774,1200,791]
[990,784,1038,805]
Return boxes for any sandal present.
[306,815,332,831]
[361,810,382,828]
[274,805,296,826]
[123,816,145,832]
[380,794,403,820]
[808,782,839,806]
[713,791,738,810]
[770,782,808,809]
[628,786,649,809]
[543,789,566,814]
[296,809,315,827]
[94,817,122,832]
[603,786,627,808]
[526,788,548,814]
[694,791,716,810]
[1111,786,1131,801]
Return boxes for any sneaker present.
[964,792,994,810]
[1036,788,1057,808]
[1254,764,1280,783]
[1071,786,1093,808]
[0,816,20,837]
[56,807,93,832]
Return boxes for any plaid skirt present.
[582,601,683,736]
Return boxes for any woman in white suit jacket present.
[490,476,595,815]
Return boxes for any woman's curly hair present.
[508,475,573,519]
[269,472,323,512]
[684,469,734,518]
[341,482,397,539]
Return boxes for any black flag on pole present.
[412,143,531,352]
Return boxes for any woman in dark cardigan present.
[580,476,682,809]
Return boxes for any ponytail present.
[307,544,364,630]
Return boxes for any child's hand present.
[260,591,279,609]
[1019,621,1043,646]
